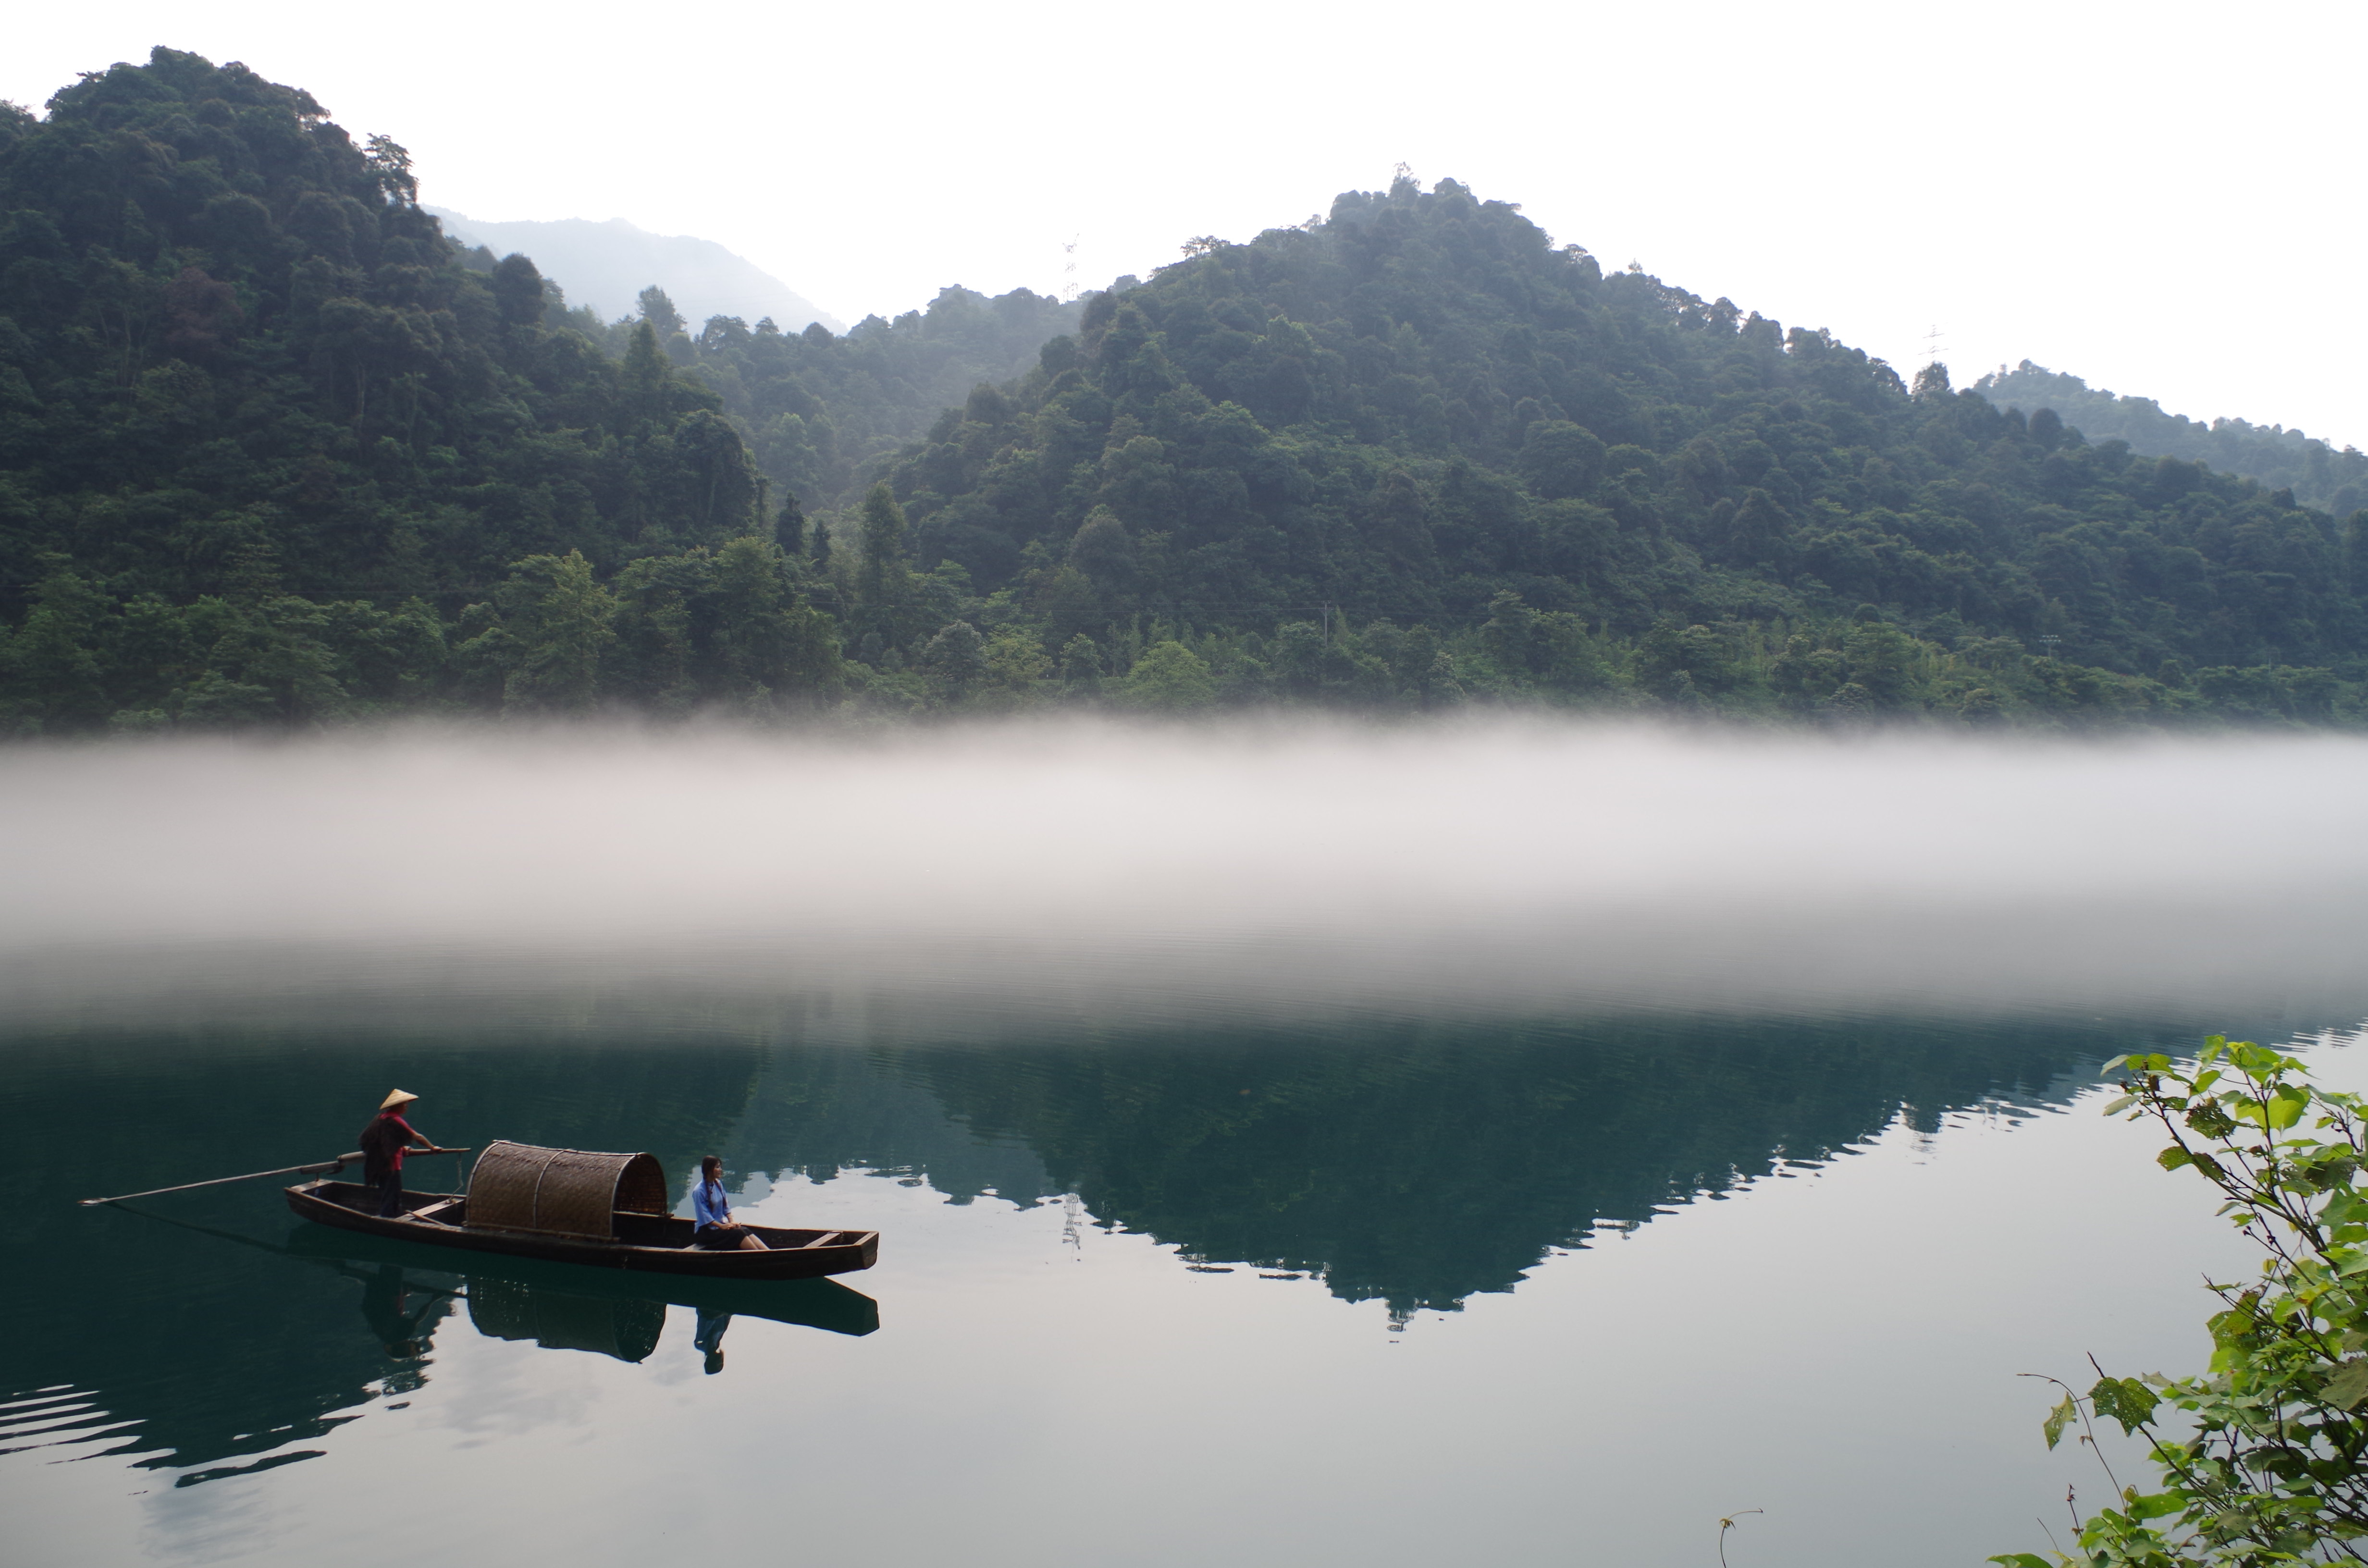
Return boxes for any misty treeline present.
[4,49,2367,732]
[542,278,1078,504]
[1975,361,2368,518]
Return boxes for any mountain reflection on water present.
[0,1000,2210,1494]
[843,1015,2146,1315]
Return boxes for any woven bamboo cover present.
[465,1140,668,1240]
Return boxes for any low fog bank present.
[4,717,2366,1030]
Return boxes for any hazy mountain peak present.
[428,208,844,334]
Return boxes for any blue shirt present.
[691,1177,730,1230]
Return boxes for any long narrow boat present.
[283,1221,881,1336]
[285,1139,877,1282]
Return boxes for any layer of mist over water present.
[4,717,2365,1029]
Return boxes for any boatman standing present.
[361,1090,436,1218]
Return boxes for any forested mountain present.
[500,271,1078,511]
[2,47,2363,731]
[429,209,843,335]
[829,183,2368,723]
[632,281,1080,508]
[0,49,843,728]
[1974,361,2368,517]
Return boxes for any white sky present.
[9,1,2362,446]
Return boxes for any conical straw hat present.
[380,1089,419,1110]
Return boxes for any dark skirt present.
[691,1225,743,1250]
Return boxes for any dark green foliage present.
[1,49,2360,729]
[2000,1040,2368,1566]
[579,282,1081,511]
[1977,361,2368,517]
[833,178,2368,726]
[0,48,838,730]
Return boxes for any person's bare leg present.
[740,1231,768,1250]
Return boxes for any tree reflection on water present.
[0,1004,2235,1480]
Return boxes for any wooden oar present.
[77,1147,472,1207]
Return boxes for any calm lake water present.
[4,991,2354,1568]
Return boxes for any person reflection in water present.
[693,1307,731,1374]
[359,1264,439,1357]
[690,1156,768,1251]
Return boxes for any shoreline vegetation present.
[2001,1039,2368,1567]
[6,49,2368,735]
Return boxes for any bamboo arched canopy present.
[465,1141,668,1242]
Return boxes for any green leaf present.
[2322,1360,2368,1409]
[2122,1491,2186,1521]
[2043,1392,2077,1449]
[2090,1376,2160,1436]
[2184,1100,2237,1139]
[1986,1556,2057,1568]
[2101,1095,2137,1116]
[2158,1147,2194,1172]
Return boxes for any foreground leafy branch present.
[1994,1037,2368,1567]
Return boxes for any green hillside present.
[566,280,1080,509]
[1973,361,2368,517]
[2,48,2362,730]
[0,49,847,726]
[823,180,2368,722]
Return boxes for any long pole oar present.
[77,1147,471,1208]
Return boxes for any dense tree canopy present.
[850,172,2368,723]
[3,49,2362,730]
[1976,361,2368,518]
[0,48,834,728]
[562,281,1080,509]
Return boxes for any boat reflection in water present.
[292,1222,879,1373]
[468,1275,664,1363]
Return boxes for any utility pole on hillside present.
[1061,235,1080,303]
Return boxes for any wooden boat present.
[285,1139,877,1281]
[284,1220,881,1337]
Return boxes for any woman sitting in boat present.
[690,1157,768,1250]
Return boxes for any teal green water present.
[0,1001,2342,1566]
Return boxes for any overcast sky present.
[9,1,2361,446]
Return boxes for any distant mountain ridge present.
[428,208,842,334]
[7,47,2368,732]
[1974,361,2367,517]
